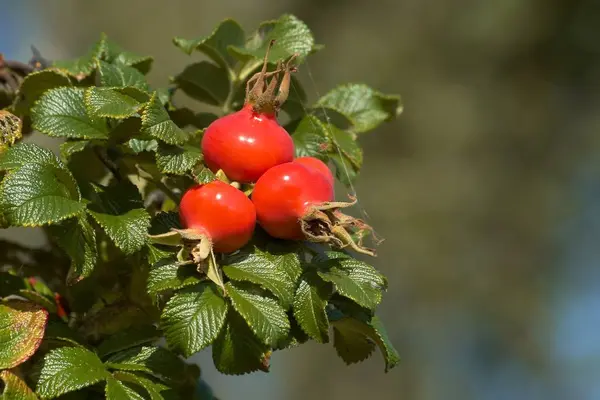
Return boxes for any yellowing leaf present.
[0,300,48,369]
[0,370,38,400]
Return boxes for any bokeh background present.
[3,0,600,399]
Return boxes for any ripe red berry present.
[201,40,298,183]
[252,162,334,240]
[293,156,334,187]
[179,181,256,253]
[252,161,376,256]
[201,104,294,183]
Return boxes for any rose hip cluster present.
[176,41,375,264]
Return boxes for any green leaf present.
[330,155,357,186]
[315,83,402,133]
[230,14,318,63]
[369,316,400,371]
[316,258,386,310]
[156,143,202,175]
[48,391,94,400]
[104,40,153,74]
[60,140,90,160]
[97,325,161,359]
[327,125,363,185]
[47,216,97,283]
[332,321,375,365]
[148,212,181,235]
[160,283,228,357]
[25,277,55,298]
[0,142,63,171]
[110,117,143,144]
[221,243,301,309]
[329,294,373,321]
[87,181,151,255]
[105,377,145,400]
[36,346,110,398]
[141,93,188,145]
[147,257,202,295]
[312,249,352,263]
[226,282,290,347]
[0,300,48,369]
[0,370,38,400]
[84,87,148,119]
[191,166,216,184]
[44,320,87,347]
[0,162,84,227]
[53,33,107,77]
[331,126,362,166]
[146,244,173,266]
[155,88,172,107]
[127,139,158,154]
[212,310,270,375]
[111,372,167,400]
[280,75,308,121]
[17,289,56,312]
[105,346,195,386]
[89,208,150,255]
[173,62,229,107]
[12,69,72,116]
[31,87,109,139]
[173,19,245,68]
[292,115,331,158]
[97,61,149,91]
[332,315,400,372]
[274,312,310,350]
[293,275,331,343]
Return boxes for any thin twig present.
[93,146,122,181]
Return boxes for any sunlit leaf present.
[316,83,402,133]
[31,87,109,139]
[36,346,110,398]
[161,283,228,357]
[173,19,245,69]
[0,370,38,400]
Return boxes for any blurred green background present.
[3,0,600,399]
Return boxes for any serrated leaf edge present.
[83,87,146,119]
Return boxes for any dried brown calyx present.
[300,196,382,257]
[148,229,227,292]
[0,48,48,108]
[245,39,299,116]
[0,110,23,152]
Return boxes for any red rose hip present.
[293,156,334,187]
[252,162,375,256]
[252,162,334,240]
[179,180,256,253]
[202,104,294,183]
[201,40,297,183]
